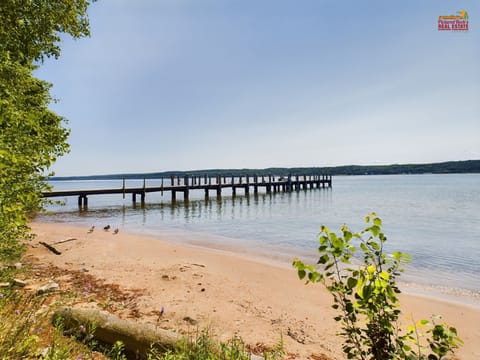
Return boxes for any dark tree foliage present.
[52,160,480,181]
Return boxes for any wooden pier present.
[42,174,332,208]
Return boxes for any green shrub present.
[293,213,462,360]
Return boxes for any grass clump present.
[148,330,284,360]
[0,265,102,360]
[0,290,43,358]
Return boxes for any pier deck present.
[42,174,332,208]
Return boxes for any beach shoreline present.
[27,222,480,359]
[36,217,480,308]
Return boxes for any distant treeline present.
[51,160,480,180]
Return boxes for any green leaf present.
[345,301,354,314]
[368,240,380,251]
[379,271,390,281]
[329,232,338,243]
[370,225,380,237]
[298,269,306,280]
[360,242,368,252]
[317,254,329,264]
[318,245,328,252]
[356,287,363,299]
[344,230,352,241]
[362,285,372,300]
[319,235,329,245]
[347,277,358,289]
[292,259,303,269]
[308,272,320,282]
[386,286,397,301]
[402,253,412,264]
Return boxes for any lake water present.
[37,174,480,302]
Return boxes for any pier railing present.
[42,174,332,208]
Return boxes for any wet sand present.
[28,222,480,359]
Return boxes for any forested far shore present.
[51,159,480,180]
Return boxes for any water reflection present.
[47,188,333,234]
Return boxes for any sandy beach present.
[27,222,480,359]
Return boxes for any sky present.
[35,0,480,176]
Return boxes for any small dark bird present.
[113,228,119,235]
[103,225,111,231]
[87,226,95,233]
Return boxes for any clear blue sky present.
[35,0,480,176]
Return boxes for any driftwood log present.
[53,237,78,245]
[53,307,180,355]
[53,307,265,359]
[39,241,61,255]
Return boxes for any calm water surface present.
[38,174,480,300]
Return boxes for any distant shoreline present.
[51,159,480,180]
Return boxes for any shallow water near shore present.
[38,174,480,303]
